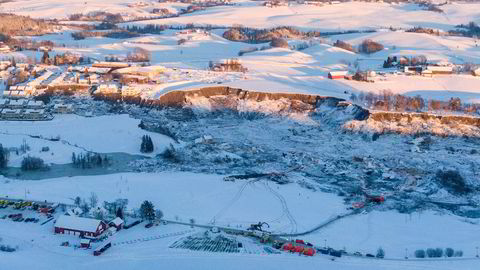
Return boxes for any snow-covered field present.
[9,24,480,103]
[0,172,345,232]
[0,114,174,165]
[1,171,480,260]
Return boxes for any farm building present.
[426,66,453,74]
[54,215,107,238]
[109,217,124,231]
[421,69,433,77]
[404,66,423,74]
[80,238,91,248]
[328,71,348,79]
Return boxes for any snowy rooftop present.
[27,100,44,106]
[109,217,124,226]
[55,215,102,233]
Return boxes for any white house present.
[27,100,44,109]
[53,104,74,114]
[97,84,119,94]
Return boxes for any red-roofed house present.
[328,71,348,79]
[54,215,107,237]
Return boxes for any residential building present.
[54,215,108,238]
[53,104,74,114]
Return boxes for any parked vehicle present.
[329,249,342,257]
[353,251,363,257]
[145,223,154,228]
[317,248,329,255]
[366,253,375,258]
[93,242,111,256]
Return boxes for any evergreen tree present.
[376,247,385,258]
[116,207,124,219]
[74,196,82,207]
[139,200,155,221]
[140,135,154,153]
[0,144,8,169]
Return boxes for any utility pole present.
[405,248,408,259]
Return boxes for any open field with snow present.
[4,20,479,103]
[1,171,480,261]
[0,172,346,233]
[0,114,174,160]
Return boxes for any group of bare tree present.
[333,40,356,52]
[127,47,151,62]
[358,39,384,54]
[0,13,54,36]
[209,59,247,72]
[352,90,479,115]
[69,11,124,23]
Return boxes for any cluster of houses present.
[95,84,142,97]
[0,98,47,120]
[3,85,36,98]
[326,57,475,81]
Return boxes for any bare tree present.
[89,192,98,208]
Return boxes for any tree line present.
[351,90,479,115]
[72,152,110,169]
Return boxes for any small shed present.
[109,217,124,230]
[80,238,91,248]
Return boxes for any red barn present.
[328,71,348,79]
[54,215,107,238]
